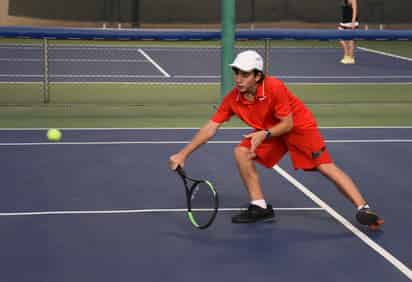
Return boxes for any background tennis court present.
[0,37,412,128]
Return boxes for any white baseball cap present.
[229,50,264,72]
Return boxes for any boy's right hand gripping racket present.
[176,166,219,229]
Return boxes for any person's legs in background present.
[338,27,356,64]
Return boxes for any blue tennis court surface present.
[1,45,411,83]
[0,128,411,282]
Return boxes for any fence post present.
[43,38,50,104]
[220,0,235,101]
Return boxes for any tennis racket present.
[176,166,218,229]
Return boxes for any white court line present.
[174,75,412,79]
[50,74,165,78]
[3,74,412,81]
[0,45,40,49]
[175,75,220,78]
[0,74,42,77]
[278,75,412,79]
[48,45,219,50]
[3,81,412,86]
[51,46,142,51]
[137,48,171,78]
[273,165,412,280]
[358,46,412,62]
[0,139,412,146]
[52,59,147,63]
[0,45,338,50]
[2,81,412,86]
[0,58,148,63]
[0,58,40,62]
[0,207,323,217]
[287,82,412,85]
[1,127,411,130]
[326,139,412,143]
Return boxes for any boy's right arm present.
[168,120,221,170]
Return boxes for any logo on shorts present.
[311,146,326,159]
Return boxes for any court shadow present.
[162,211,358,262]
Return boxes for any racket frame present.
[176,166,218,229]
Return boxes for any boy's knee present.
[234,145,249,160]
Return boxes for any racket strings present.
[189,182,217,227]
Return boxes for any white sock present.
[251,199,267,209]
[357,204,370,211]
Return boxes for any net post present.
[42,38,50,104]
[264,39,270,74]
[220,0,235,101]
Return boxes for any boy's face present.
[232,68,261,95]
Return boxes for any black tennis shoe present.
[356,207,384,230]
[232,204,275,224]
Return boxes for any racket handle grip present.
[176,165,186,177]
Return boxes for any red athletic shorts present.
[238,128,333,170]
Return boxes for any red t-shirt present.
[211,76,317,130]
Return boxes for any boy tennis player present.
[169,50,383,229]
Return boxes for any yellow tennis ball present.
[47,129,62,142]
